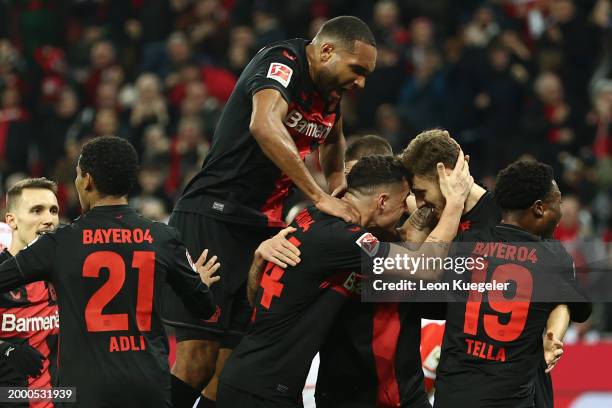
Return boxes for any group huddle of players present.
[0,14,590,408]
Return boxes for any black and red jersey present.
[456,191,501,234]
[434,224,588,408]
[220,207,387,406]
[175,38,341,227]
[0,205,215,408]
[315,191,501,408]
[316,301,434,408]
[0,250,59,408]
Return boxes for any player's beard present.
[316,67,339,98]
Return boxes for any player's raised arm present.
[320,117,348,197]
[397,206,435,243]
[250,89,359,223]
[0,234,55,293]
[383,152,473,281]
[0,257,30,294]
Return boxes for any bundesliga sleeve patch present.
[356,232,380,257]
[266,62,293,87]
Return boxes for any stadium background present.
[0,0,610,406]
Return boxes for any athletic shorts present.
[162,210,276,348]
[534,361,553,408]
[217,381,301,408]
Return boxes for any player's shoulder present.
[128,213,179,243]
[455,223,494,242]
[254,38,307,62]
[0,248,11,262]
[463,189,501,226]
[304,207,364,236]
[541,238,573,263]
[303,207,380,254]
[41,222,78,240]
[246,38,307,79]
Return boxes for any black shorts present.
[217,382,301,408]
[534,361,553,408]
[162,210,276,348]
[316,390,431,408]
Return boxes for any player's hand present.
[438,150,473,209]
[195,249,221,287]
[543,331,564,373]
[0,341,44,378]
[330,180,348,198]
[315,194,360,224]
[256,227,301,268]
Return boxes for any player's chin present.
[426,205,441,218]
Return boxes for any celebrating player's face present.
[320,40,376,96]
[371,179,411,231]
[410,174,446,219]
[6,188,59,246]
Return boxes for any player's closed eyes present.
[350,65,369,76]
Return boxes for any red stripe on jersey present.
[321,271,352,297]
[372,303,401,408]
[260,101,333,227]
[260,174,289,228]
[29,335,53,408]
[0,281,58,408]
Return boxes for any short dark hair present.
[400,129,459,179]
[347,155,409,195]
[495,160,555,210]
[6,178,57,211]
[316,16,376,51]
[345,135,393,161]
[79,136,139,197]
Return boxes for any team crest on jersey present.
[267,62,293,87]
[459,220,472,232]
[356,233,380,257]
[9,289,22,301]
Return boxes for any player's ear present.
[5,212,16,230]
[83,172,94,192]
[377,193,389,212]
[320,42,334,62]
[532,200,545,218]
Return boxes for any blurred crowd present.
[0,0,610,335]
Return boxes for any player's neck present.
[88,195,129,211]
[500,213,537,236]
[463,183,486,215]
[8,236,26,256]
[342,193,370,227]
[305,44,317,85]
[305,44,325,97]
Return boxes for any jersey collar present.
[495,223,541,242]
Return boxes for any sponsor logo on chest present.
[1,310,60,332]
[283,107,334,140]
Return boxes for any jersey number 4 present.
[83,251,155,332]
[463,261,533,342]
[259,236,302,309]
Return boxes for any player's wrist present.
[312,190,328,205]
[443,198,464,213]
